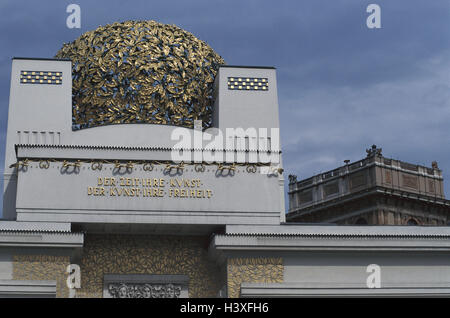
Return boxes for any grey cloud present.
[281,56,450,200]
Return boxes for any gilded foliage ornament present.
[55,20,225,130]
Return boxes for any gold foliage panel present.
[13,255,71,298]
[76,234,223,298]
[227,257,284,298]
[55,20,225,130]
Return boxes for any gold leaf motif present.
[71,235,223,298]
[55,20,225,130]
[13,255,70,298]
[227,257,284,298]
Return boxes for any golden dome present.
[55,20,225,130]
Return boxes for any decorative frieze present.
[107,283,182,298]
[10,158,272,174]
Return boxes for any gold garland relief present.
[10,159,271,174]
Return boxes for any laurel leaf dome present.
[55,20,225,130]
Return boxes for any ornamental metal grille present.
[55,21,225,131]
[20,71,62,85]
[227,77,269,91]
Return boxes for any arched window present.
[355,218,368,225]
[407,218,418,226]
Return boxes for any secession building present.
[0,21,449,298]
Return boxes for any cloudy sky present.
[0,0,449,216]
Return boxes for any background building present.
[287,145,450,225]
